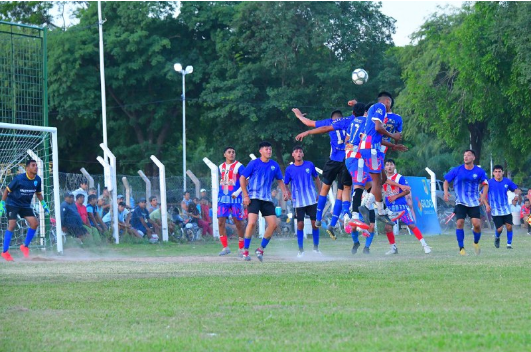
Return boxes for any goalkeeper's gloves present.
[0,200,5,217]
[40,200,50,215]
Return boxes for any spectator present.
[511,197,522,226]
[101,187,111,217]
[88,187,97,196]
[520,199,531,235]
[96,197,104,217]
[193,197,201,214]
[182,191,192,207]
[200,188,208,200]
[72,179,89,206]
[189,202,212,237]
[117,194,125,205]
[148,196,159,213]
[60,192,89,243]
[131,198,157,241]
[87,194,108,235]
[75,193,101,244]
[200,197,212,229]
[150,207,176,236]
[271,189,279,207]
[117,201,142,239]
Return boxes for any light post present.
[174,63,193,193]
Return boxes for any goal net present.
[0,123,62,254]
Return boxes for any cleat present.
[255,248,264,262]
[343,214,351,230]
[20,245,29,258]
[242,250,251,261]
[363,246,370,254]
[473,243,481,255]
[423,245,431,254]
[1,251,14,261]
[385,246,398,255]
[297,251,304,258]
[326,227,337,240]
[238,250,244,258]
[313,246,322,255]
[218,247,231,256]
[351,242,360,254]
[507,244,512,249]
[377,213,396,226]
[360,230,371,238]
[348,219,370,231]
[459,247,466,256]
[388,209,406,222]
[358,206,371,226]
[494,237,500,248]
[315,220,321,228]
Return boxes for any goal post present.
[0,122,63,254]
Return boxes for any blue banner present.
[404,176,441,235]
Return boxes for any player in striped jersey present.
[217,147,246,256]
[484,165,520,249]
[283,146,322,257]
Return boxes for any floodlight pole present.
[174,63,193,193]
[98,1,108,159]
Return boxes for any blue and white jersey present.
[315,118,346,162]
[488,177,518,216]
[6,172,42,208]
[444,165,487,207]
[344,115,366,159]
[284,161,318,208]
[380,112,403,154]
[241,158,283,202]
[359,102,386,150]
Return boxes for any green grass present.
[1,229,531,352]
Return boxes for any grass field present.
[1,229,531,352]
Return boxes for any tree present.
[0,1,54,26]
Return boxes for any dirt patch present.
[30,256,56,262]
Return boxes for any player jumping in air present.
[444,150,488,255]
[484,165,520,249]
[217,147,246,257]
[283,145,322,257]
[240,141,288,262]
[382,159,431,254]
[1,159,50,261]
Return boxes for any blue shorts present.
[346,157,372,186]
[388,204,415,225]
[360,149,385,174]
[217,202,244,221]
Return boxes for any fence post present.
[202,158,220,238]
[99,144,119,244]
[80,168,94,188]
[122,176,131,207]
[27,149,45,246]
[137,170,151,201]
[150,156,169,242]
[186,170,201,199]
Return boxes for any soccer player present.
[240,141,288,262]
[217,146,246,256]
[444,150,488,255]
[1,159,50,261]
[283,145,322,257]
[292,108,349,230]
[382,159,431,254]
[484,165,520,249]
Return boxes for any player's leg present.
[454,205,467,255]
[295,207,305,257]
[256,211,277,262]
[217,216,231,255]
[493,215,504,249]
[384,222,397,255]
[1,216,18,261]
[327,189,342,240]
[363,212,376,254]
[317,160,341,227]
[340,163,353,227]
[308,204,320,253]
[505,218,513,249]
[470,206,482,255]
[360,150,394,225]
[19,213,39,257]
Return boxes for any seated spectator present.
[72,179,89,206]
[131,198,157,241]
[148,196,159,213]
[60,192,89,243]
[182,191,192,207]
[75,193,101,244]
[193,197,201,214]
[189,202,212,237]
[520,199,531,235]
[200,188,208,200]
[117,201,142,239]
[117,194,125,205]
[149,207,176,236]
[88,187,97,196]
[87,194,108,235]
[200,197,212,231]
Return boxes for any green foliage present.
[0,1,53,25]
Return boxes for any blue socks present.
[297,229,304,250]
[351,230,359,244]
[473,231,481,244]
[365,232,375,248]
[341,201,351,218]
[329,199,342,227]
[456,229,465,248]
[3,230,13,253]
[312,228,319,247]
[316,195,327,222]
[507,230,513,245]
[24,228,37,247]
[495,230,501,238]
[261,237,270,249]
[244,237,251,249]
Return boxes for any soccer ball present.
[351,68,368,85]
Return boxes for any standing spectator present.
[271,189,279,207]
[182,191,192,207]
[131,198,157,241]
[61,193,89,243]
[511,197,522,226]
[200,198,212,230]
[200,188,208,200]
[148,196,159,213]
[75,194,100,244]
[72,179,89,206]
[520,199,531,234]
[87,194,107,235]
[88,187,97,196]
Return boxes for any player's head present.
[26,159,37,174]
[377,91,393,110]
[463,149,476,165]
[138,198,147,209]
[223,146,236,162]
[292,145,304,162]
[385,159,396,174]
[75,193,85,204]
[258,141,272,159]
[493,165,504,180]
[364,102,374,117]
[352,103,366,117]
[330,110,343,120]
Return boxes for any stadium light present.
[174,62,193,193]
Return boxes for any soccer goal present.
[0,122,63,254]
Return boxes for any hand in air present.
[292,108,306,119]
[295,132,308,141]
[347,99,357,107]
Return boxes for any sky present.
[380,1,465,46]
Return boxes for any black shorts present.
[295,204,317,222]
[248,199,276,217]
[322,159,347,189]
[368,209,375,224]
[6,205,36,220]
[493,214,513,229]
[454,204,481,220]
[340,164,352,187]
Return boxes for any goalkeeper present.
[1,159,49,261]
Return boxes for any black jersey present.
[6,173,42,208]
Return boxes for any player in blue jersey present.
[444,150,488,255]
[484,165,520,249]
[292,108,350,232]
[284,146,322,257]
[217,147,246,256]
[240,141,288,262]
[1,159,50,261]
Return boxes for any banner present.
[404,176,441,235]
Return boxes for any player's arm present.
[292,108,316,127]
[295,126,333,141]
[375,119,401,141]
[388,188,410,203]
[443,180,451,202]
[279,180,289,201]
[313,176,322,199]
[386,178,411,192]
[95,212,108,231]
[382,140,408,152]
[239,175,250,206]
